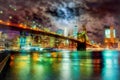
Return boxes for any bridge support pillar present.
[77,42,86,51]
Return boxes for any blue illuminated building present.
[56,29,64,35]
[73,25,78,39]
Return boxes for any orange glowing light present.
[0,20,3,23]
[19,24,23,27]
[6,22,10,25]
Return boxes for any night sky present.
[0,0,120,43]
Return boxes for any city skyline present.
[0,0,120,43]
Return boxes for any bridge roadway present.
[0,20,98,49]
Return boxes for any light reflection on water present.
[5,50,120,80]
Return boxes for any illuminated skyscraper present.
[104,25,118,48]
[56,29,64,35]
[64,27,68,37]
[73,25,78,39]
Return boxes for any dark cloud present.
[85,0,120,16]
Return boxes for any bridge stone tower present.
[77,25,86,50]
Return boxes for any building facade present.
[104,25,118,48]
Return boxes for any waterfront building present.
[104,25,118,48]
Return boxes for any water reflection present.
[102,50,120,80]
[4,50,120,80]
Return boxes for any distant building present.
[0,31,4,49]
[104,25,118,48]
[0,31,12,49]
[105,25,116,38]
[20,36,26,48]
[118,41,120,48]
[64,27,68,37]
[0,31,2,38]
[56,29,64,35]
[73,25,78,39]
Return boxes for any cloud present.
[85,0,120,15]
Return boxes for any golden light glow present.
[19,24,23,27]
[0,20,3,23]
[6,22,10,25]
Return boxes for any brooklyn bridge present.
[0,20,98,52]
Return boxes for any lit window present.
[105,29,110,38]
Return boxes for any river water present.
[3,50,120,80]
